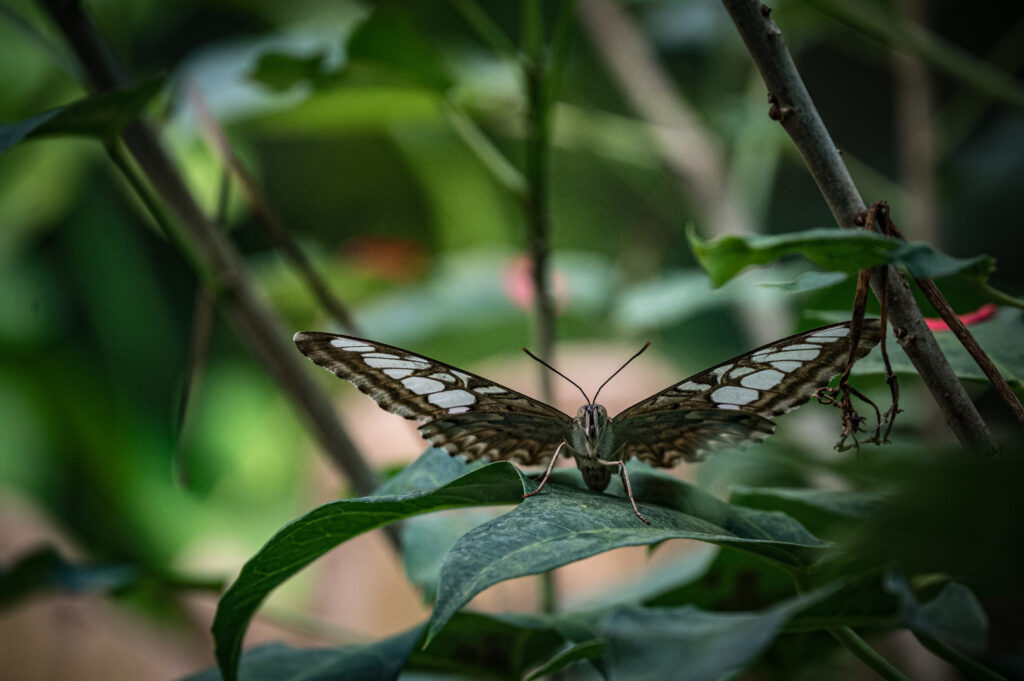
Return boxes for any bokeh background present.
[1,0,1023,679]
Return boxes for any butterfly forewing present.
[293,332,573,464]
[612,320,882,466]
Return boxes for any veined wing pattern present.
[612,319,882,466]
[293,332,572,464]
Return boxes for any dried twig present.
[721,0,996,453]
[869,202,1024,426]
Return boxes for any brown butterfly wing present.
[612,320,882,466]
[294,332,573,464]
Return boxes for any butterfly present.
[294,320,881,523]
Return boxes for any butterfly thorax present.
[571,404,618,491]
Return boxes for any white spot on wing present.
[383,368,413,379]
[711,365,732,383]
[771,361,802,372]
[448,406,471,414]
[814,326,849,337]
[428,390,476,408]
[474,385,507,394]
[677,381,711,392]
[717,403,741,410]
[785,344,821,350]
[711,386,759,405]
[741,369,785,390]
[429,373,456,383]
[760,349,820,362]
[451,370,473,386]
[330,338,374,352]
[366,357,431,370]
[729,367,755,378]
[402,376,445,395]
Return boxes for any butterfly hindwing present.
[613,320,882,466]
[293,332,573,464]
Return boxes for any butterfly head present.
[575,403,609,441]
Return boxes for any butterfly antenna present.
[592,341,652,404]
[522,347,590,404]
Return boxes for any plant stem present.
[720,0,996,453]
[830,626,913,681]
[913,633,1009,681]
[522,0,556,403]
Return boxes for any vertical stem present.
[720,0,996,453]
[523,0,556,404]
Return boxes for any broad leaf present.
[409,612,580,681]
[0,77,164,157]
[885,573,988,652]
[603,587,835,681]
[185,627,421,681]
[427,465,825,640]
[687,227,1021,310]
[212,460,524,681]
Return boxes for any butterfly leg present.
[598,459,650,525]
[523,441,567,499]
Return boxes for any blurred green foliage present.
[1,0,1023,679]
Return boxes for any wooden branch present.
[720,0,996,453]
[38,0,389,514]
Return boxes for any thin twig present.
[577,0,792,346]
[187,84,360,334]
[721,0,996,453]
[869,203,1024,426]
[38,0,395,547]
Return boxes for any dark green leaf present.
[347,10,452,91]
[603,587,835,681]
[410,612,571,681]
[373,446,472,496]
[0,77,164,156]
[212,461,524,681]
[185,627,421,681]
[729,486,887,538]
[0,546,139,607]
[643,547,796,611]
[523,640,605,681]
[427,466,825,641]
[249,51,330,92]
[688,227,900,287]
[760,270,849,292]
[856,308,1024,388]
[885,573,988,651]
[687,227,1020,310]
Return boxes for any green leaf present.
[643,547,796,611]
[687,227,900,287]
[185,627,422,681]
[211,460,525,681]
[0,77,164,157]
[603,587,835,681]
[410,612,574,681]
[347,10,452,91]
[687,227,1020,310]
[427,466,825,641]
[249,51,330,92]
[729,486,887,538]
[885,573,988,652]
[0,546,139,607]
[760,270,849,292]
[855,308,1024,388]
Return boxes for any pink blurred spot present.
[502,255,570,311]
[924,303,998,331]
